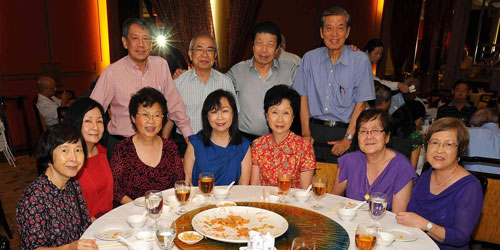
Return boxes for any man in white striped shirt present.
[169,34,237,156]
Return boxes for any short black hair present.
[200,89,242,146]
[129,87,168,131]
[363,39,384,53]
[264,85,300,118]
[64,98,105,138]
[321,7,351,27]
[368,81,392,108]
[36,124,87,173]
[122,18,152,38]
[252,21,281,49]
[391,106,415,138]
[453,80,469,90]
[356,108,392,136]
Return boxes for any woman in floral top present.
[251,85,315,189]
[17,124,96,249]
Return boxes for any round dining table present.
[82,185,439,250]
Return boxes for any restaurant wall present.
[0,0,103,151]
[241,0,379,60]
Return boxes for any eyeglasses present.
[358,129,385,136]
[191,47,215,54]
[137,112,163,121]
[427,140,458,150]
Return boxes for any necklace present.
[432,167,458,189]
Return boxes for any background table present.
[82,185,439,250]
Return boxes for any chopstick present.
[97,238,154,248]
[262,188,266,201]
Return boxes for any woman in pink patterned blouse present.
[250,85,316,189]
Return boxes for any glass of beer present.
[198,172,215,205]
[277,169,292,203]
[355,223,377,250]
[174,180,192,214]
[145,190,163,230]
[311,175,328,210]
[291,237,315,250]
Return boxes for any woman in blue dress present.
[184,89,252,186]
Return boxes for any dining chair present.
[314,162,338,193]
[0,120,15,168]
[32,97,47,134]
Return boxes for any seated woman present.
[64,98,113,221]
[184,90,251,185]
[396,118,483,250]
[17,124,97,249]
[332,109,416,212]
[251,85,315,189]
[390,100,426,169]
[111,87,184,205]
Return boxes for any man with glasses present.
[91,18,192,159]
[168,34,236,156]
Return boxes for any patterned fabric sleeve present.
[17,191,49,249]
[251,141,260,166]
[110,140,127,203]
[299,140,316,172]
[410,131,423,151]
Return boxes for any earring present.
[457,157,461,162]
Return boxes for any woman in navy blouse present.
[396,118,483,250]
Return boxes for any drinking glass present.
[311,175,328,210]
[277,169,292,203]
[355,223,377,250]
[369,192,387,226]
[145,190,163,230]
[156,219,176,250]
[198,172,215,205]
[291,237,315,250]
[174,180,192,214]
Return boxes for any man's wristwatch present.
[345,133,353,140]
[424,222,433,233]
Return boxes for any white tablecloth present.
[82,185,439,250]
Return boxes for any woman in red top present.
[64,97,113,221]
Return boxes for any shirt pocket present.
[333,84,353,108]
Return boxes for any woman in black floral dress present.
[16,124,97,249]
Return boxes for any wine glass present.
[369,192,387,226]
[198,172,214,205]
[156,219,176,250]
[145,190,163,230]
[291,237,315,250]
[355,223,377,250]
[174,180,192,214]
[277,169,292,203]
[311,175,328,210]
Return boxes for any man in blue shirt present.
[465,108,500,174]
[293,7,375,163]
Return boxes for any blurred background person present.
[36,76,71,126]
[276,34,301,66]
[183,90,252,186]
[251,85,315,189]
[397,118,483,250]
[111,88,184,205]
[17,124,97,249]
[437,81,477,126]
[64,98,113,221]
[332,109,415,212]
[367,80,392,112]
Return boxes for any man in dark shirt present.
[436,81,476,126]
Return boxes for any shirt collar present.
[448,100,471,107]
[481,122,500,131]
[249,58,280,72]
[124,55,150,73]
[321,46,350,66]
[190,68,216,82]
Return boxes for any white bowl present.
[135,230,153,240]
[128,241,153,250]
[213,188,229,199]
[337,207,357,221]
[294,190,311,202]
[126,215,146,228]
[377,231,395,246]
[268,194,280,202]
[166,195,180,206]
[177,231,203,245]
[191,194,205,205]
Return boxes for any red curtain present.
[228,0,262,66]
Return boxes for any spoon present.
[349,201,367,210]
[305,184,312,193]
[141,210,147,220]
[224,181,235,193]
[117,235,137,250]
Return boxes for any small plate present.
[216,201,237,207]
[386,228,418,242]
[177,231,203,245]
[134,197,145,207]
[95,225,133,241]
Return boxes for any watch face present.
[345,133,353,140]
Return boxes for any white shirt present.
[36,93,61,126]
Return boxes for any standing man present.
[227,21,297,140]
[276,34,302,66]
[91,18,192,159]
[36,76,71,126]
[170,34,237,156]
[436,81,477,126]
[293,7,375,163]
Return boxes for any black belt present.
[310,118,349,128]
[109,134,126,141]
